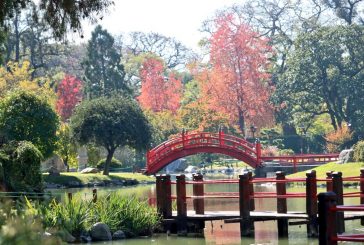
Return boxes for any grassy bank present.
[44,172,155,187]
[288,162,364,180]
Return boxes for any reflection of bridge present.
[145,131,339,175]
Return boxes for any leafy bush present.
[278,149,295,156]
[0,141,43,192]
[97,158,122,169]
[0,90,59,159]
[325,127,353,153]
[354,141,364,162]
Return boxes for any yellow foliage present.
[0,61,56,107]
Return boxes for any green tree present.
[55,123,77,172]
[0,140,43,192]
[275,25,364,136]
[0,0,112,38]
[0,90,59,158]
[70,96,151,175]
[83,25,129,99]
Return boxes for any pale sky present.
[77,0,243,51]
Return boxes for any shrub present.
[0,141,43,192]
[354,141,364,162]
[325,127,353,153]
[278,149,295,156]
[96,158,122,170]
[0,90,59,159]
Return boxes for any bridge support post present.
[176,174,187,235]
[248,171,255,232]
[239,173,253,237]
[326,171,333,192]
[156,175,164,216]
[306,170,318,237]
[360,168,364,225]
[162,174,172,218]
[332,172,344,234]
[318,192,338,245]
[276,171,288,237]
[193,173,204,215]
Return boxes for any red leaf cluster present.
[56,75,83,122]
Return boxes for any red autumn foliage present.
[138,57,182,113]
[199,14,274,135]
[56,75,83,122]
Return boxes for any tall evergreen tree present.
[83,25,129,99]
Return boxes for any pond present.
[48,174,363,245]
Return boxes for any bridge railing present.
[147,132,258,170]
[155,168,364,238]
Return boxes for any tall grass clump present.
[24,193,161,240]
[25,196,91,240]
[89,193,161,236]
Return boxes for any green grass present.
[288,162,364,180]
[43,172,155,186]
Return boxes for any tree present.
[125,32,193,69]
[137,57,182,113]
[201,13,274,134]
[70,96,151,175]
[83,25,129,99]
[322,0,364,24]
[0,0,113,38]
[276,25,364,136]
[0,61,57,105]
[55,123,77,172]
[0,90,59,159]
[56,75,83,122]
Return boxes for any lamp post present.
[250,125,257,141]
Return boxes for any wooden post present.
[248,171,255,211]
[326,171,333,192]
[332,172,345,234]
[92,189,97,203]
[293,157,298,173]
[306,170,318,237]
[318,192,338,245]
[239,173,253,237]
[67,192,72,202]
[163,174,172,218]
[360,169,364,225]
[276,171,288,237]
[176,174,187,234]
[192,173,204,214]
[156,175,164,216]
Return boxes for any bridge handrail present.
[147,132,257,166]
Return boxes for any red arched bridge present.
[145,131,339,175]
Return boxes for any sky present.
[78,0,243,51]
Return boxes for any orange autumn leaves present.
[138,57,182,114]
[137,14,274,133]
[203,14,274,132]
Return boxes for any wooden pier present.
[155,169,364,238]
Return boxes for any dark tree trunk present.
[103,147,115,175]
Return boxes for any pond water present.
[48,174,363,245]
